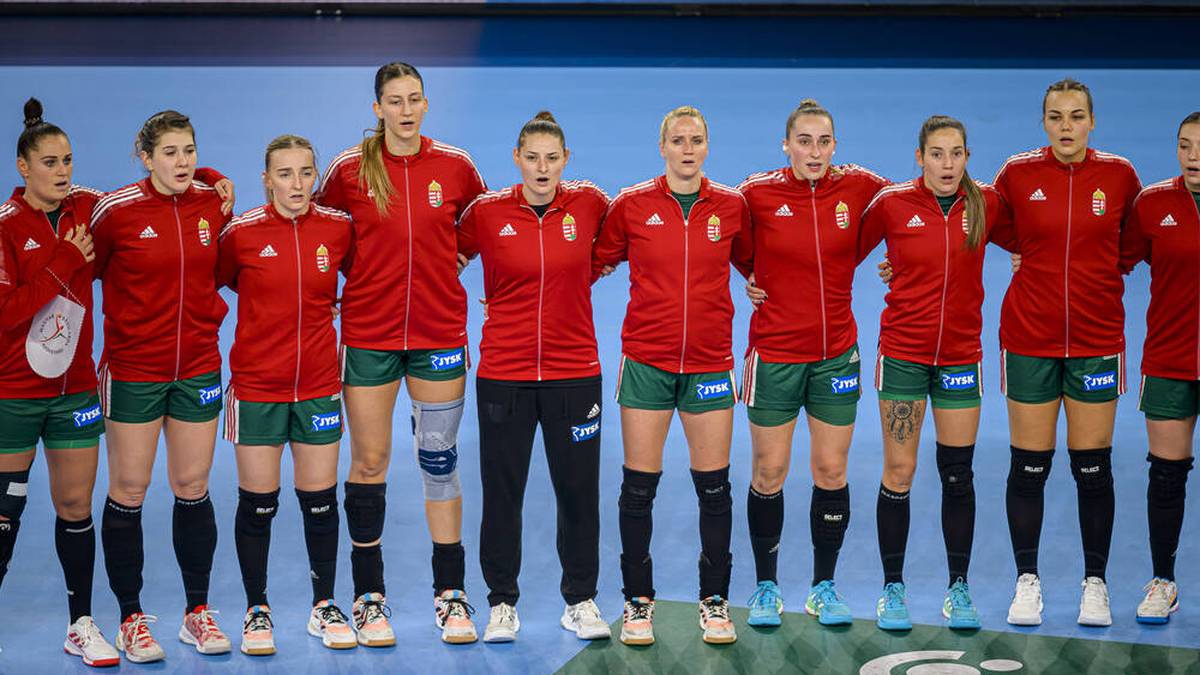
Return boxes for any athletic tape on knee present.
[1008,446,1053,496]
[691,467,732,515]
[936,443,976,498]
[297,487,339,536]
[343,481,386,545]
[1148,454,1193,504]
[1069,447,1114,494]
[0,470,31,521]
[411,398,464,502]
[618,467,661,517]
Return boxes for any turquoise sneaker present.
[746,581,783,627]
[943,578,981,630]
[876,582,912,631]
[805,580,853,626]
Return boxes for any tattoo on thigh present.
[885,400,923,443]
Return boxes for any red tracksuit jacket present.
[739,164,888,363]
[457,181,609,381]
[592,175,753,374]
[1119,176,1200,381]
[993,146,1141,358]
[217,202,352,402]
[317,136,486,351]
[858,178,1011,366]
[92,176,231,382]
[0,186,101,398]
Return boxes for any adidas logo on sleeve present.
[259,244,278,257]
[774,204,794,217]
[1161,214,1177,227]
[644,213,664,226]
[499,224,518,237]
[906,215,925,228]
[139,226,158,239]
[1029,189,1047,201]
[22,238,39,251]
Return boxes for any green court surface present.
[559,601,1200,675]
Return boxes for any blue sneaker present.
[876,582,911,631]
[746,581,783,627]
[805,580,853,626]
[943,578,982,630]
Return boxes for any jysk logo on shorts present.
[310,412,341,432]
[940,372,977,391]
[830,375,859,395]
[1082,371,1117,392]
[198,385,222,405]
[571,419,600,443]
[695,379,732,401]
[429,349,464,372]
[72,404,102,428]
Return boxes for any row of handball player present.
[0,63,1197,667]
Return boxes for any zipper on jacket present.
[670,196,693,374]
[521,204,556,382]
[171,197,185,380]
[1064,166,1074,358]
[1192,191,1200,378]
[402,161,413,351]
[291,218,303,402]
[43,209,70,394]
[810,182,828,360]
[931,195,960,366]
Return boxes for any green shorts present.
[742,345,860,427]
[340,345,468,386]
[876,355,982,409]
[1001,350,1125,404]
[616,357,737,413]
[101,369,223,424]
[224,388,344,446]
[0,391,104,453]
[1139,375,1200,421]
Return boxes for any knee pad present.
[412,398,464,502]
[343,481,386,545]
[1148,454,1194,505]
[1069,447,1114,494]
[810,486,850,544]
[235,489,278,536]
[691,466,732,516]
[936,443,976,499]
[0,469,30,522]
[1008,446,1053,496]
[618,467,661,517]
[296,486,339,536]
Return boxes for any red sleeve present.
[856,200,886,265]
[1119,199,1150,274]
[315,160,349,212]
[591,198,630,282]
[0,227,87,330]
[986,191,1017,252]
[340,223,356,275]
[456,201,482,259]
[459,163,487,219]
[730,197,754,279]
[91,206,113,280]
[216,228,240,291]
[194,167,227,187]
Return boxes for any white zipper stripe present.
[810,183,828,359]
[1064,168,1074,357]
[291,219,303,402]
[171,199,185,380]
[403,162,413,350]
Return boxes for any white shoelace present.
[492,604,517,627]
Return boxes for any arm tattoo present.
[885,399,924,444]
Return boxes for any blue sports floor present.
[1,32,1199,673]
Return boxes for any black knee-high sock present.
[344,481,386,598]
[811,485,850,585]
[102,498,143,622]
[56,516,96,623]
[1069,447,1115,580]
[618,467,660,599]
[747,487,783,583]
[173,492,218,613]
[937,443,976,585]
[1006,446,1053,576]
[297,487,339,604]
[432,541,465,595]
[0,517,18,591]
[692,467,733,600]
[876,484,910,585]
[1147,453,1193,581]
[234,489,279,608]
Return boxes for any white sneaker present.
[699,595,737,644]
[483,603,519,643]
[178,605,232,655]
[1078,576,1113,626]
[561,599,611,640]
[353,593,396,647]
[1136,577,1179,624]
[434,590,478,644]
[240,605,275,656]
[307,600,357,650]
[115,613,165,664]
[620,597,655,646]
[63,615,120,667]
[1007,573,1044,626]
